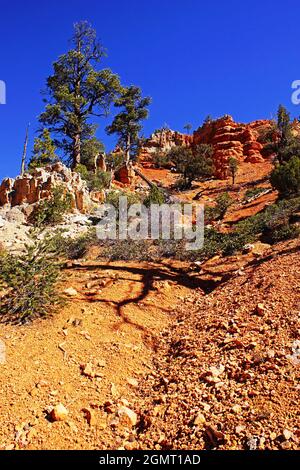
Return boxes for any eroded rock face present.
[193,116,272,179]
[139,116,274,179]
[139,129,193,166]
[0,163,92,213]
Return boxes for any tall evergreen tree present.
[275,105,300,164]
[39,21,121,168]
[106,85,151,163]
[29,129,57,169]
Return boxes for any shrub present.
[143,186,166,207]
[75,165,111,191]
[244,187,266,201]
[48,228,98,260]
[205,192,233,221]
[105,190,142,210]
[270,156,300,197]
[0,232,63,322]
[32,186,73,226]
[168,144,214,188]
[75,163,90,180]
[153,150,170,169]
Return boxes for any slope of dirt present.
[136,239,300,450]
[0,260,193,450]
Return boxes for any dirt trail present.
[0,260,194,450]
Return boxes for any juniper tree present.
[106,85,151,163]
[39,21,121,168]
[168,144,214,189]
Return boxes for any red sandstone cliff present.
[139,116,275,179]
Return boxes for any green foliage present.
[0,233,63,322]
[29,129,57,169]
[88,171,111,191]
[244,187,266,201]
[106,151,125,171]
[168,144,214,189]
[143,186,166,207]
[32,186,73,227]
[153,150,170,169]
[39,21,121,167]
[81,137,105,171]
[105,190,142,210]
[75,163,90,180]
[205,192,233,221]
[75,163,111,191]
[270,156,300,197]
[106,85,151,160]
[47,228,98,260]
[266,105,300,164]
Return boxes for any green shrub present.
[270,156,300,197]
[244,187,266,201]
[0,232,63,322]
[105,190,142,210]
[143,186,166,207]
[153,150,170,169]
[32,186,73,226]
[75,165,111,191]
[87,171,111,191]
[205,192,233,221]
[48,229,98,260]
[75,163,90,180]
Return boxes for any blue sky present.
[1,0,300,180]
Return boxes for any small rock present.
[117,406,138,427]
[64,287,78,297]
[82,408,96,426]
[232,404,242,414]
[283,429,293,440]
[194,413,206,426]
[255,303,266,316]
[127,378,139,388]
[50,404,69,422]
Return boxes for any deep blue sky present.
[1,0,300,180]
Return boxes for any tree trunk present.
[21,124,29,176]
[125,134,131,164]
[72,134,81,168]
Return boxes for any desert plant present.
[143,186,166,207]
[244,187,266,201]
[32,186,73,227]
[270,156,300,197]
[168,144,214,189]
[0,232,63,322]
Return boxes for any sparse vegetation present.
[168,144,214,189]
[270,156,300,197]
[32,186,73,227]
[0,232,63,322]
[143,186,166,207]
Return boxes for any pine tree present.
[184,123,192,134]
[106,86,151,163]
[275,105,300,164]
[29,129,57,169]
[39,21,121,168]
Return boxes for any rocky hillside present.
[139,115,274,178]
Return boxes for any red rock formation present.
[139,116,273,179]
[139,129,193,166]
[114,163,136,186]
[0,163,93,213]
